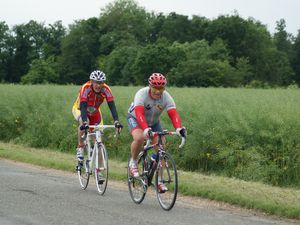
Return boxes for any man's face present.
[149,85,165,100]
[91,80,104,93]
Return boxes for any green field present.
[1,84,300,187]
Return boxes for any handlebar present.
[144,130,186,149]
[87,124,115,130]
[80,124,117,138]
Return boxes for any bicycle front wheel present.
[95,143,108,195]
[77,145,90,190]
[127,153,148,204]
[155,152,178,211]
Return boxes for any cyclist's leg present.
[89,112,105,182]
[127,114,144,177]
[73,107,89,161]
[151,123,167,192]
[72,107,84,146]
[127,114,144,161]
[90,111,101,162]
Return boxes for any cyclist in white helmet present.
[72,70,123,161]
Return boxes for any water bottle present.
[150,153,157,169]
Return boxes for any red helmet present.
[148,73,167,87]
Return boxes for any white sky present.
[1,0,299,36]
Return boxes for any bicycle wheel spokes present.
[156,152,178,211]
[95,143,108,195]
[127,155,147,204]
[77,146,90,189]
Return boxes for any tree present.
[132,42,181,85]
[9,21,47,82]
[168,40,237,87]
[273,19,293,55]
[99,0,152,51]
[43,21,66,58]
[103,45,140,85]
[58,18,101,84]
[291,30,300,84]
[235,57,254,85]
[190,15,210,41]
[99,31,138,55]
[168,59,236,87]
[256,47,294,85]
[21,56,59,84]
[158,12,193,43]
[0,21,13,82]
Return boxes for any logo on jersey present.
[156,104,163,111]
[145,104,152,110]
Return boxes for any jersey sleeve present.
[133,88,149,130]
[79,84,90,102]
[135,105,148,130]
[167,108,182,129]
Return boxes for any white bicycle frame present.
[83,124,115,172]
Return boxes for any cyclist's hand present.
[80,122,89,131]
[114,120,123,134]
[143,127,153,138]
[176,127,186,137]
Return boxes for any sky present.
[1,0,299,36]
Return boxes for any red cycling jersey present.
[72,81,114,124]
[74,81,114,112]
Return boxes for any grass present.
[1,141,300,219]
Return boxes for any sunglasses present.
[151,86,165,91]
[92,80,105,85]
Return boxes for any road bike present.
[127,130,185,210]
[76,124,116,195]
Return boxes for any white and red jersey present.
[128,87,181,129]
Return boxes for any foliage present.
[58,18,101,84]
[21,56,59,84]
[292,31,300,85]
[103,45,140,85]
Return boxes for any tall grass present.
[1,84,300,187]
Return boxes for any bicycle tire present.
[127,153,148,204]
[77,145,90,190]
[95,143,108,195]
[155,151,178,211]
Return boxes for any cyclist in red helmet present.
[127,72,186,193]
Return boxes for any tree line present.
[1,0,300,87]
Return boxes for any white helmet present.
[90,70,106,82]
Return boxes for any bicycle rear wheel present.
[76,145,90,190]
[95,143,108,195]
[155,152,178,211]
[127,153,148,204]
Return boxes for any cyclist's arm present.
[107,100,119,121]
[80,101,88,123]
[135,105,148,130]
[167,108,182,129]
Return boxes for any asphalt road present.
[0,159,298,225]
